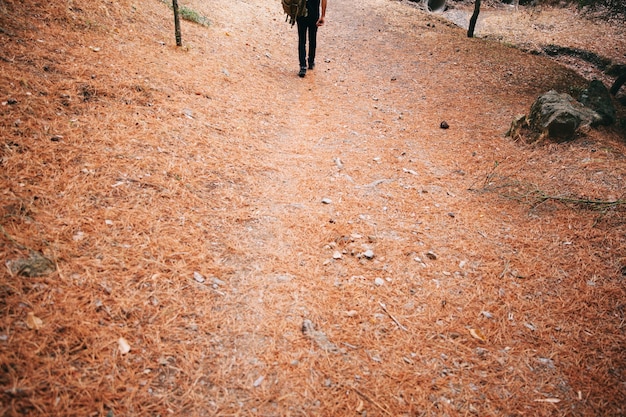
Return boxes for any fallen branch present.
[467,158,512,192]
[472,173,625,211]
[532,192,625,208]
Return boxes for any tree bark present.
[172,0,182,46]
[467,0,481,38]
[610,72,626,96]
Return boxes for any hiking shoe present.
[298,67,306,77]
[308,62,315,70]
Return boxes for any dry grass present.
[0,0,625,415]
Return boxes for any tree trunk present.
[610,72,626,96]
[467,0,481,38]
[172,0,182,46]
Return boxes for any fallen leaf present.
[118,337,131,355]
[26,312,43,330]
[469,328,486,342]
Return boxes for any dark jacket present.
[306,0,320,19]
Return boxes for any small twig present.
[355,179,395,189]
[353,388,393,416]
[205,123,224,132]
[535,193,626,207]
[123,178,167,191]
[499,260,510,279]
[379,302,408,331]
[0,223,27,250]
[468,160,501,191]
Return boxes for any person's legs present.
[297,18,308,70]
[308,21,318,69]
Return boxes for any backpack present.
[282,0,307,26]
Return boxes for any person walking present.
[297,0,326,78]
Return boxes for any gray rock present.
[6,251,56,277]
[193,271,205,283]
[212,276,226,286]
[527,90,602,142]
[537,357,556,369]
[579,79,616,126]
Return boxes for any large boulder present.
[526,90,602,142]
[578,79,616,126]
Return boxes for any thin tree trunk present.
[610,72,626,96]
[172,0,182,46]
[467,0,481,38]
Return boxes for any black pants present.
[297,15,318,68]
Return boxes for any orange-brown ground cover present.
[0,0,625,415]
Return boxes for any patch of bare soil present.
[0,0,625,416]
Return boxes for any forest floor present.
[0,0,625,415]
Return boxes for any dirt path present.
[1,0,625,415]
[186,0,626,414]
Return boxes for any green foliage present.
[160,0,211,26]
[178,5,210,26]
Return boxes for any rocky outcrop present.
[528,90,601,141]
[579,79,616,126]
[507,82,617,143]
